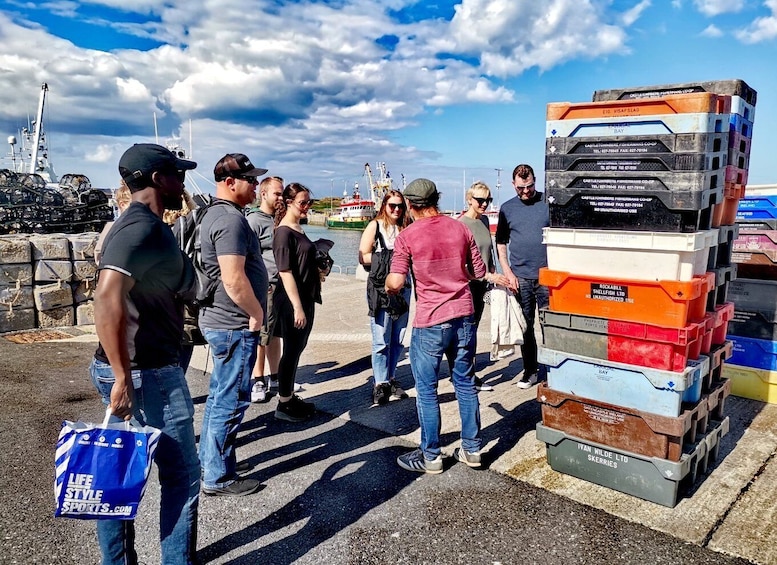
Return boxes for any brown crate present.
[537,382,707,461]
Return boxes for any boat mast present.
[495,168,502,209]
[29,83,48,176]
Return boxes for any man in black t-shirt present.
[90,143,200,564]
[198,153,269,497]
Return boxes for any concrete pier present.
[9,272,776,563]
[185,273,777,564]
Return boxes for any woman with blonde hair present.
[452,181,510,390]
[359,189,412,406]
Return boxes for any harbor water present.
[304,224,363,273]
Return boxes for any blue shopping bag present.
[54,409,161,520]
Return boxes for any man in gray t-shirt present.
[198,153,269,497]
[245,176,284,401]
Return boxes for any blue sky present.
[0,0,775,210]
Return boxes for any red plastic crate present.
[540,309,705,372]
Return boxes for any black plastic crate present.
[547,189,714,232]
[546,132,728,157]
[545,152,725,173]
[593,79,757,106]
[546,170,724,194]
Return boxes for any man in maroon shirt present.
[386,178,486,473]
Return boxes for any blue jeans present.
[517,278,549,377]
[409,316,481,460]
[370,286,411,385]
[200,329,259,489]
[90,358,200,565]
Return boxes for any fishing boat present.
[326,162,396,230]
[1,83,114,234]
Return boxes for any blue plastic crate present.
[727,334,777,371]
[539,347,708,417]
[736,207,777,220]
[737,196,777,209]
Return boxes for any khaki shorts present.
[259,283,278,346]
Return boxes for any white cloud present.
[693,0,746,16]
[701,23,724,36]
[447,0,629,77]
[735,0,777,43]
[622,0,652,26]
[0,1,642,191]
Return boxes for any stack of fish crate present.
[534,79,756,507]
[725,181,777,402]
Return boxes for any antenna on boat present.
[153,112,159,144]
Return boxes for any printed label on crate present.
[589,283,632,303]
[583,404,626,425]
[577,443,629,468]
[580,195,652,214]
[558,176,687,191]
[572,140,671,154]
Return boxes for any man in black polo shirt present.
[90,143,200,564]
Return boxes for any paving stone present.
[0,236,31,265]
[72,260,97,282]
[0,307,36,333]
[71,280,96,304]
[33,260,73,283]
[0,285,34,310]
[38,306,75,328]
[0,264,33,286]
[33,283,73,311]
[68,233,99,260]
[75,301,94,325]
[29,235,71,260]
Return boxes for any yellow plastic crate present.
[722,362,777,403]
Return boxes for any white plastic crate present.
[543,227,717,281]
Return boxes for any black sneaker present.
[202,477,261,497]
[236,460,252,473]
[275,394,315,422]
[373,383,392,406]
[389,379,409,400]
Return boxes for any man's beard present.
[162,192,184,211]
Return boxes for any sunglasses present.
[515,182,535,191]
[387,202,405,211]
[295,199,312,208]
[472,196,492,206]
[163,169,186,182]
[235,175,259,185]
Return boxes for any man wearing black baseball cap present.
[118,142,197,210]
[91,143,201,563]
[198,153,269,496]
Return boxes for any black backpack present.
[173,198,228,307]
[366,227,409,319]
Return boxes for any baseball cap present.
[118,143,197,183]
[403,178,439,205]
[214,153,268,181]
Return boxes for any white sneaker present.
[515,373,538,389]
[251,380,267,403]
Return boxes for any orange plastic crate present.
[546,93,731,120]
[539,268,708,328]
